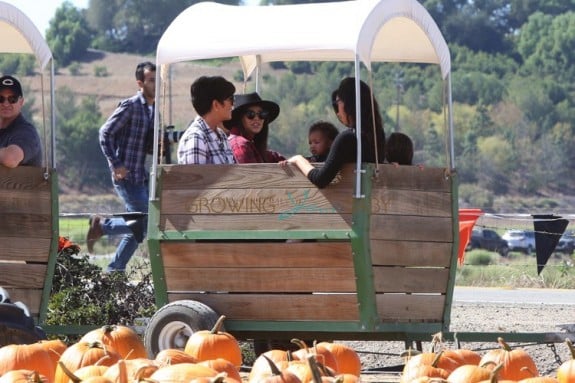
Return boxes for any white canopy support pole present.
[255,55,262,93]
[354,56,363,199]
[446,73,455,170]
[150,67,163,201]
[50,59,56,169]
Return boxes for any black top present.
[0,114,42,166]
[308,128,383,188]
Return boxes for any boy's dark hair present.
[135,61,156,81]
[385,132,414,165]
[190,76,236,116]
[309,121,339,142]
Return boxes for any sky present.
[5,0,89,37]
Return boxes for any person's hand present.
[112,166,129,180]
[279,155,301,168]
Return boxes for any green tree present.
[56,87,109,192]
[46,2,91,67]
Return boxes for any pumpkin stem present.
[430,332,443,353]
[431,351,444,368]
[211,315,226,334]
[488,363,504,383]
[496,337,512,352]
[566,338,575,360]
[262,355,283,376]
[211,372,228,383]
[520,366,537,377]
[118,359,128,383]
[291,338,309,352]
[57,361,81,383]
[307,355,324,383]
[95,354,111,366]
[31,371,43,383]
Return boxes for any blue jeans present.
[102,179,148,272]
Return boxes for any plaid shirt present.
[99,91,153,184]
[177,116,236,164]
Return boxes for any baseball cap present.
[0,75,23,97]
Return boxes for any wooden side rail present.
[0,167,56,318]
[370,165,454,323]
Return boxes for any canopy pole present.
[150,66,162,200]
[255,55,262,93]
[447,73,455,170]
[354,56,363,199]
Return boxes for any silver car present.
[502,229,536,255]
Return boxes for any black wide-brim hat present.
[227,92,280,126]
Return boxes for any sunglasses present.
[0,95,19,104]
[332,98,342,109]
[244,110,270,120]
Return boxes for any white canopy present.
[0,1,52,70]
[156,0,451,79]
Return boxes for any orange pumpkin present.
[199,358,242,382]
[557,338,575,383]
[317,342,361,376]
[249,355,302,383]
[447,364,492,383]
[519,378,559,383]
[155,348,198,365]
[184,315,242,367]
[80,324,147,359]
[400,352,451,383]
[442,348,482,367]
[74,365,110,381]
[0,343,56,382]
[479,337,539,381]
[149,363,218,382]
[249,353,291,382]
[291,340,338,374]
[104,358,159,382]
[54,341,121,383]
[0,370,48,383]
[37,339,68,367]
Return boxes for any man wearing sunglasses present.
[0,75,42,167]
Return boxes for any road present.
[453,286,575,305]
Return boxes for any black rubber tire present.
[0,303,46,346]
[144,300,220,358]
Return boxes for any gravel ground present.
[343,302,575,378]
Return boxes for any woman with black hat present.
[226,92,286,163]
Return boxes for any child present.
[306,121,339,162]
[385,132,414,165]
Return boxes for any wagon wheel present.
[0,303,46,347]
[144,300,220,358]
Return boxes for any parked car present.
[556,231,575,255]
[467,228,509,256]
[502,229,536,255]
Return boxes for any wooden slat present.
[373,267,449,293]
[371,240,452,267]
[370,215,453,242]
[0,237,52,263]
[0,263,47,288]
[165,267,357,293]
[371,189,452,217]
[160,164,356,190]
[0,167,50,191]
[0,213,52,238]
[373,165,452,191]
[5,288,42,316]
[377,293,445,322]
[161,242,353,268]
[160,188,353,215]
[167,293,360,321]
[0,190,52,215]
[160,213,353,232]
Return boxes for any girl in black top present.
[283,77,386,188]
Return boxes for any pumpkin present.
[317,342,361,376]
[519,378,559,383]
[442,348,482,367]
[0,343,56,382]
[249,355,302,383]
[149,363,218,382]
[479,337,539,381]
[557,338,575,383]
[0,370,48,383]
[37,339,68,367]
[184,315,242,367]
[190,372,242,383]
[291,340,338,375]
[447,364,492,383]
[104,358,158,382]
[80,325,147,360]
[249,353,291,382]
[155,348,198,365]
[199,358,242,382]
[403,351,460,376]
[400,352,450,383]
[73,365,110,381]
[54,341,121,383]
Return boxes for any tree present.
[46,2,92,67]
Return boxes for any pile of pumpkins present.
[399,336,575,383]
[0,315,362,383]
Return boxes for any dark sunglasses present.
[244,110,270,120]
[0,95,19,104]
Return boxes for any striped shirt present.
[177,116,236,164]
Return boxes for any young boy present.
[306,120,339,162]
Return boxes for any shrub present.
[68,62,82,76]
[465,250,496,266]
[94,65,108,77]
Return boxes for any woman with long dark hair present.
[283,77,385,188]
